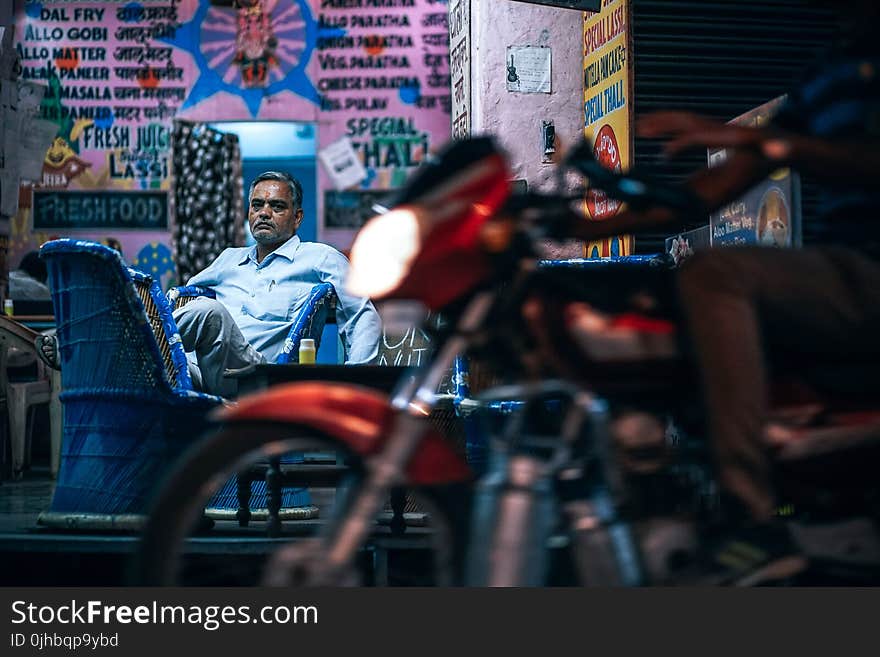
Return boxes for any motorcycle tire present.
[131,422,471,586]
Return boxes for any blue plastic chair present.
[38,239,223,525]
[167,281,335,364]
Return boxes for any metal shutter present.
[630,0,839,252]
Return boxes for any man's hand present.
[638,111,766,158]
[570,206,678,243]
[566,114,779,243]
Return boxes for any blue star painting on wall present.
[162,0,323,117]
[132,241,176,289]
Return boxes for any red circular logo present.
[586,124,622,220]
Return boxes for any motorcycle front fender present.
[214,382,472,486]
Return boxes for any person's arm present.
[570,147,775,242]
[319,249,381,364]
[761,133,880,187]
[566,104,880,242]
[185,250,231,288]
[641,110,880,187]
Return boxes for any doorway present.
[209,121,318,243]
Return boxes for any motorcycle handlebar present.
[498,139,708,239]
[564,140,707,216]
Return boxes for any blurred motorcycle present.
[135,137,880,586]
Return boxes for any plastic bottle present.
[299,338,316,364]
[4,299,13,316]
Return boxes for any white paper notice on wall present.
[318,137,367,190]
[506,46,551,94]
[17,81,46,116]
[19,118,58,182]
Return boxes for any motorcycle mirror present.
[563,138,597,169]
[389,137,503,208]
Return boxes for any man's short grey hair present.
[249,171,303,210]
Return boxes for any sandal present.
[35,333,61,371]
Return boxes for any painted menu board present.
[8,0,451,285]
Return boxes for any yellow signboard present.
[583,0,633,258]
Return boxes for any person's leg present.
[677,247,880,523]
[173,297,265,396]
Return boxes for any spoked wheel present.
[132,422,470,586]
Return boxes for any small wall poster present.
[318,137,368,191]
[506,46,551,94]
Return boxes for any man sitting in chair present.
[174,170,381,396]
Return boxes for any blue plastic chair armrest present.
[41,238,127,263]
[126,267,195,392]
[174,389,226,406]
[167,285,217,307]
[126,267,153,285]
[152,281,194,391]
[276,283,336,364]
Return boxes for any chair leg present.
[373,546,389,586]
[49,371,62,478]
[24,405,36,469]
[7,386,28,480]
[0,397,8,478]
[197,513,216,532]
[236,476,252,528]
[266,456,282,538]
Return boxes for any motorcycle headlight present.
[346,207,421,299]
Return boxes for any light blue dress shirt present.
[186,235,381,364]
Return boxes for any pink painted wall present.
[470,0,585,258]
[471,0,583,192]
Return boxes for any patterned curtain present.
[171,121,244,284]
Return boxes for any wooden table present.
[234,363,411,397]
[8,315,55,331]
